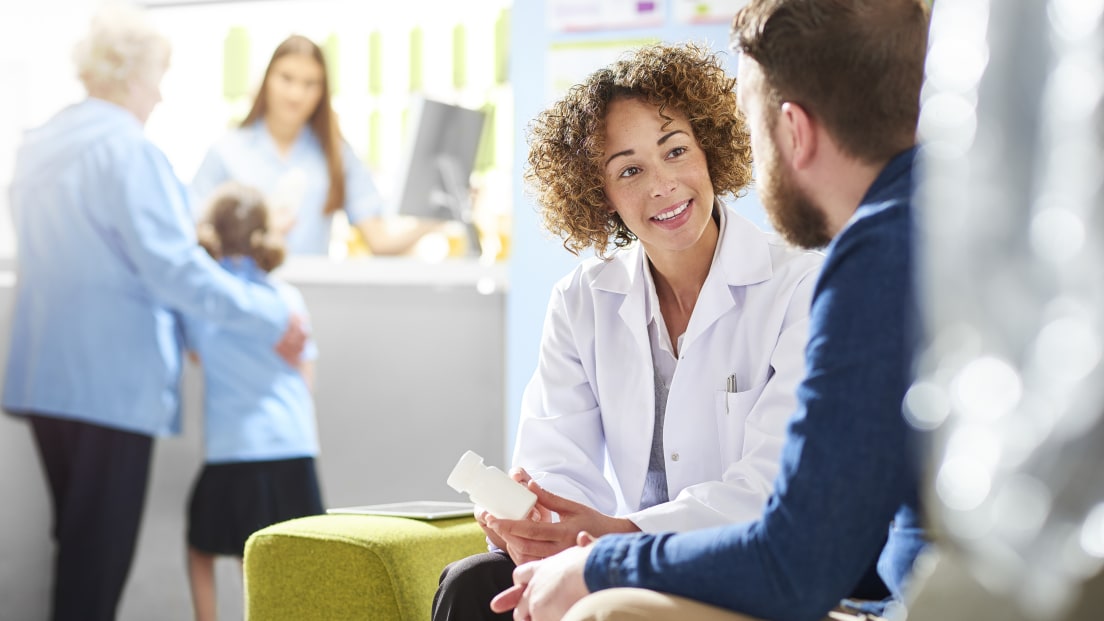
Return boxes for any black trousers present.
[29,414,154,621]
[432,550,517,621]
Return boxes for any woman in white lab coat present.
[432,42,823,621]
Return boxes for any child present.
[183,182,323,621]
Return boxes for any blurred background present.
[0,1,763,619]
[3,0,1103,620]
[908,1,1104,620]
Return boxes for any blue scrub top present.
[2,98,289,437]
[190,120,385,255]
[184,256,319,463]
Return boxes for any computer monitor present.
[394,97,487,255]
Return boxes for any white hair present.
[73,2,171,96]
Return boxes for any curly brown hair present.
[525,41,753,258]
[197,182,286,273]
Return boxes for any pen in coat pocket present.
[725,374,738,414]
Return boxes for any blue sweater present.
[584,148,926,621]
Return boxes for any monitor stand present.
[435,155,482,258]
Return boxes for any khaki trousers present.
[562,588,885,621]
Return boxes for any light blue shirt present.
[2,98,290,437]
[183,257,319,463]
[190,120,385,255]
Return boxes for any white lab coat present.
[514,206,823,533]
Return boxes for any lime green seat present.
[243,513,486,621]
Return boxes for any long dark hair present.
[242,34,346,215]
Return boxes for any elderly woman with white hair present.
[1,6,306,620]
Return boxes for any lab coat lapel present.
[593,244,650,354]
[681,206,774,356]
[592,244,654,511]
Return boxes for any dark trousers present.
[432,550,517,621]
[29,414,154,621]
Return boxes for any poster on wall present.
[674,0,749,24]
[547,0,666,33]
[545,38,659,103]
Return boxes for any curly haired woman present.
[432,42,824,621]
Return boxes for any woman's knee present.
[438,551,514,592]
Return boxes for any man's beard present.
[759,142,832,250]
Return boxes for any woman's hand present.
[485,481,638,564]
[475,467,544,553]
[475,505,510,551]
[275,313,308,365]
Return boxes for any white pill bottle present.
[447,450,537,520]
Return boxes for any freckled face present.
[602,97,717,260]
[264,53,325,130]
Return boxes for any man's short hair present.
[731,0,930,163]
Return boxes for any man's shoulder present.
[814,198,913,306]
[830,198,911,260]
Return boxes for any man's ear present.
[780,101,818,171]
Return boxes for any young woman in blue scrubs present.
[1,7,305,621]
[183,182,324,621]
[191,35,437,256]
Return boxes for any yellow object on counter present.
[345,227,371,258]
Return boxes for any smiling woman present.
[600,97,718,278]
[529,42,753,259]
[431,42,824,621]
[190,34,442,256]
[254,41,328,156]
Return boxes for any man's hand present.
[486,480,638,564]
[275,313,307,366]
[490,531,596,621]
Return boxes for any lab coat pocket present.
[715,378,769,465]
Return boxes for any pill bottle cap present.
[446,450,484,493]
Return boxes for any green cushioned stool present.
[244,514,487,621]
